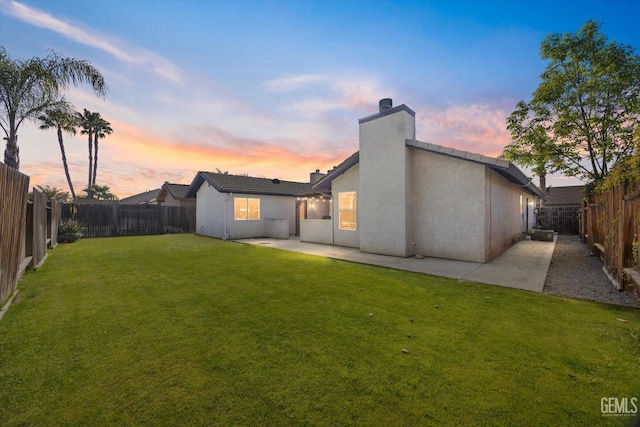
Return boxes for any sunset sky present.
[1,0,639,197]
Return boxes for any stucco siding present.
[332,164,360,248]
[484,169,528,261]
[306,198,331,219]
[196,185,297,239]
[300,219,333,244]
[358,109,416,256]
[162,194,196,208]
[226,194,296,239]
[412,150,486,262]
[196,184,227,238]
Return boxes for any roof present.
[313,140,545,198]
[407,140,545,198]
[358,104,416,124]
[545,186,585,206]
[186,172,318,198]
[313,151,359,190]
[156,182,190,202]
[119,189,160,205]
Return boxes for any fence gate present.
[537,207,580,234]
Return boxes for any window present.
[234,198,260,220]
[519,195,523,215]
[338,192,356,230]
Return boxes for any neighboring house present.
[301,99,545,263]
[538,185,585,234]
[186,172,329,240]
[156,182,196,208]
[119,189,161,205]
[544,186,585,208]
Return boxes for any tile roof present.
[186,172,318,198]
[406,139,510,167]
[312,140,545,198]
[160,182,190,199]
[119,189,161,204]
[312,151,359,191]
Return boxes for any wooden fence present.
[0,163,30,302]
[27,188,48,269]
[0,162,62,303]
[580,181,640,296]
[62,203,196,238]
[48,199,61,248]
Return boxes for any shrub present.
[57,219,83,243]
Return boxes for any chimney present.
[310,169,325,185]
[379,98,392,112]
[358,99,416,257]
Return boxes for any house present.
[301,99,545,263]
[186,172,329,240]
[156,182,196,208]
[544,186,584,208]
[119,189,161,205]
[537,185,584,234]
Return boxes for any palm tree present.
[38,104,79,200]
[34,184,70,202]
[0,47,106,170]
[82,184,117,200]
[77,109,100,198]
[91,116,113,187]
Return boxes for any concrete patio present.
[235,235,557,292]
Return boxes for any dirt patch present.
[543,235,640,308]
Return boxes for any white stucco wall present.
[162,193,196,208]
[196,183,227,238]
[358,107,416,256]
[305,198,331,219]
[195,184,297,239]
[226,194,296,239]
[332,164,360,248]
[484,169,534,260]
[265,219,289,239]
[300,219,333,244]
[412,150,487,262]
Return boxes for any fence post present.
[49,200,61,248]
[31,188,48,269]
[0,163,30,302]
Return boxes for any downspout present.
[331,200,334,245]
[224,192,232,240]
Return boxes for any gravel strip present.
[543,234,640,308]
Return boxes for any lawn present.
[0,234,638,426]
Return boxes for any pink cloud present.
[415,102,512,157]
[42,119,349,197]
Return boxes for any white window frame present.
[338,191,357,231]
[234,197,260,221]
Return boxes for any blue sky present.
[1,0,639,197]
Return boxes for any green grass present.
[1,234,639,426]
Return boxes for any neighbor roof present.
[545,186,585,206]
[313,140,545,198]
[186,172,317,198]
[119,188,160,205]
[156,182,190,202]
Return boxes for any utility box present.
[531,229,554,242]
